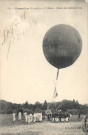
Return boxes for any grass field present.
[0,114,87,135]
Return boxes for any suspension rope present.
[56,69,59,80]
[53,69,59,100]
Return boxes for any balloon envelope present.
[43,24,82,69]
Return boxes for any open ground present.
[0,114,87,135]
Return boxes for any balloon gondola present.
[42,24,82,98]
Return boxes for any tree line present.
[0,99,88,115]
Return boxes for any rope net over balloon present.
[42,24,82,100]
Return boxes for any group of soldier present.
[12,111,42,123]
[12,111,71,124]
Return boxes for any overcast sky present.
[0,0,88,104]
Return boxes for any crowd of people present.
[12,110,71,124]
[12,111,42,123]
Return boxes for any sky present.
[0,0,88,104]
